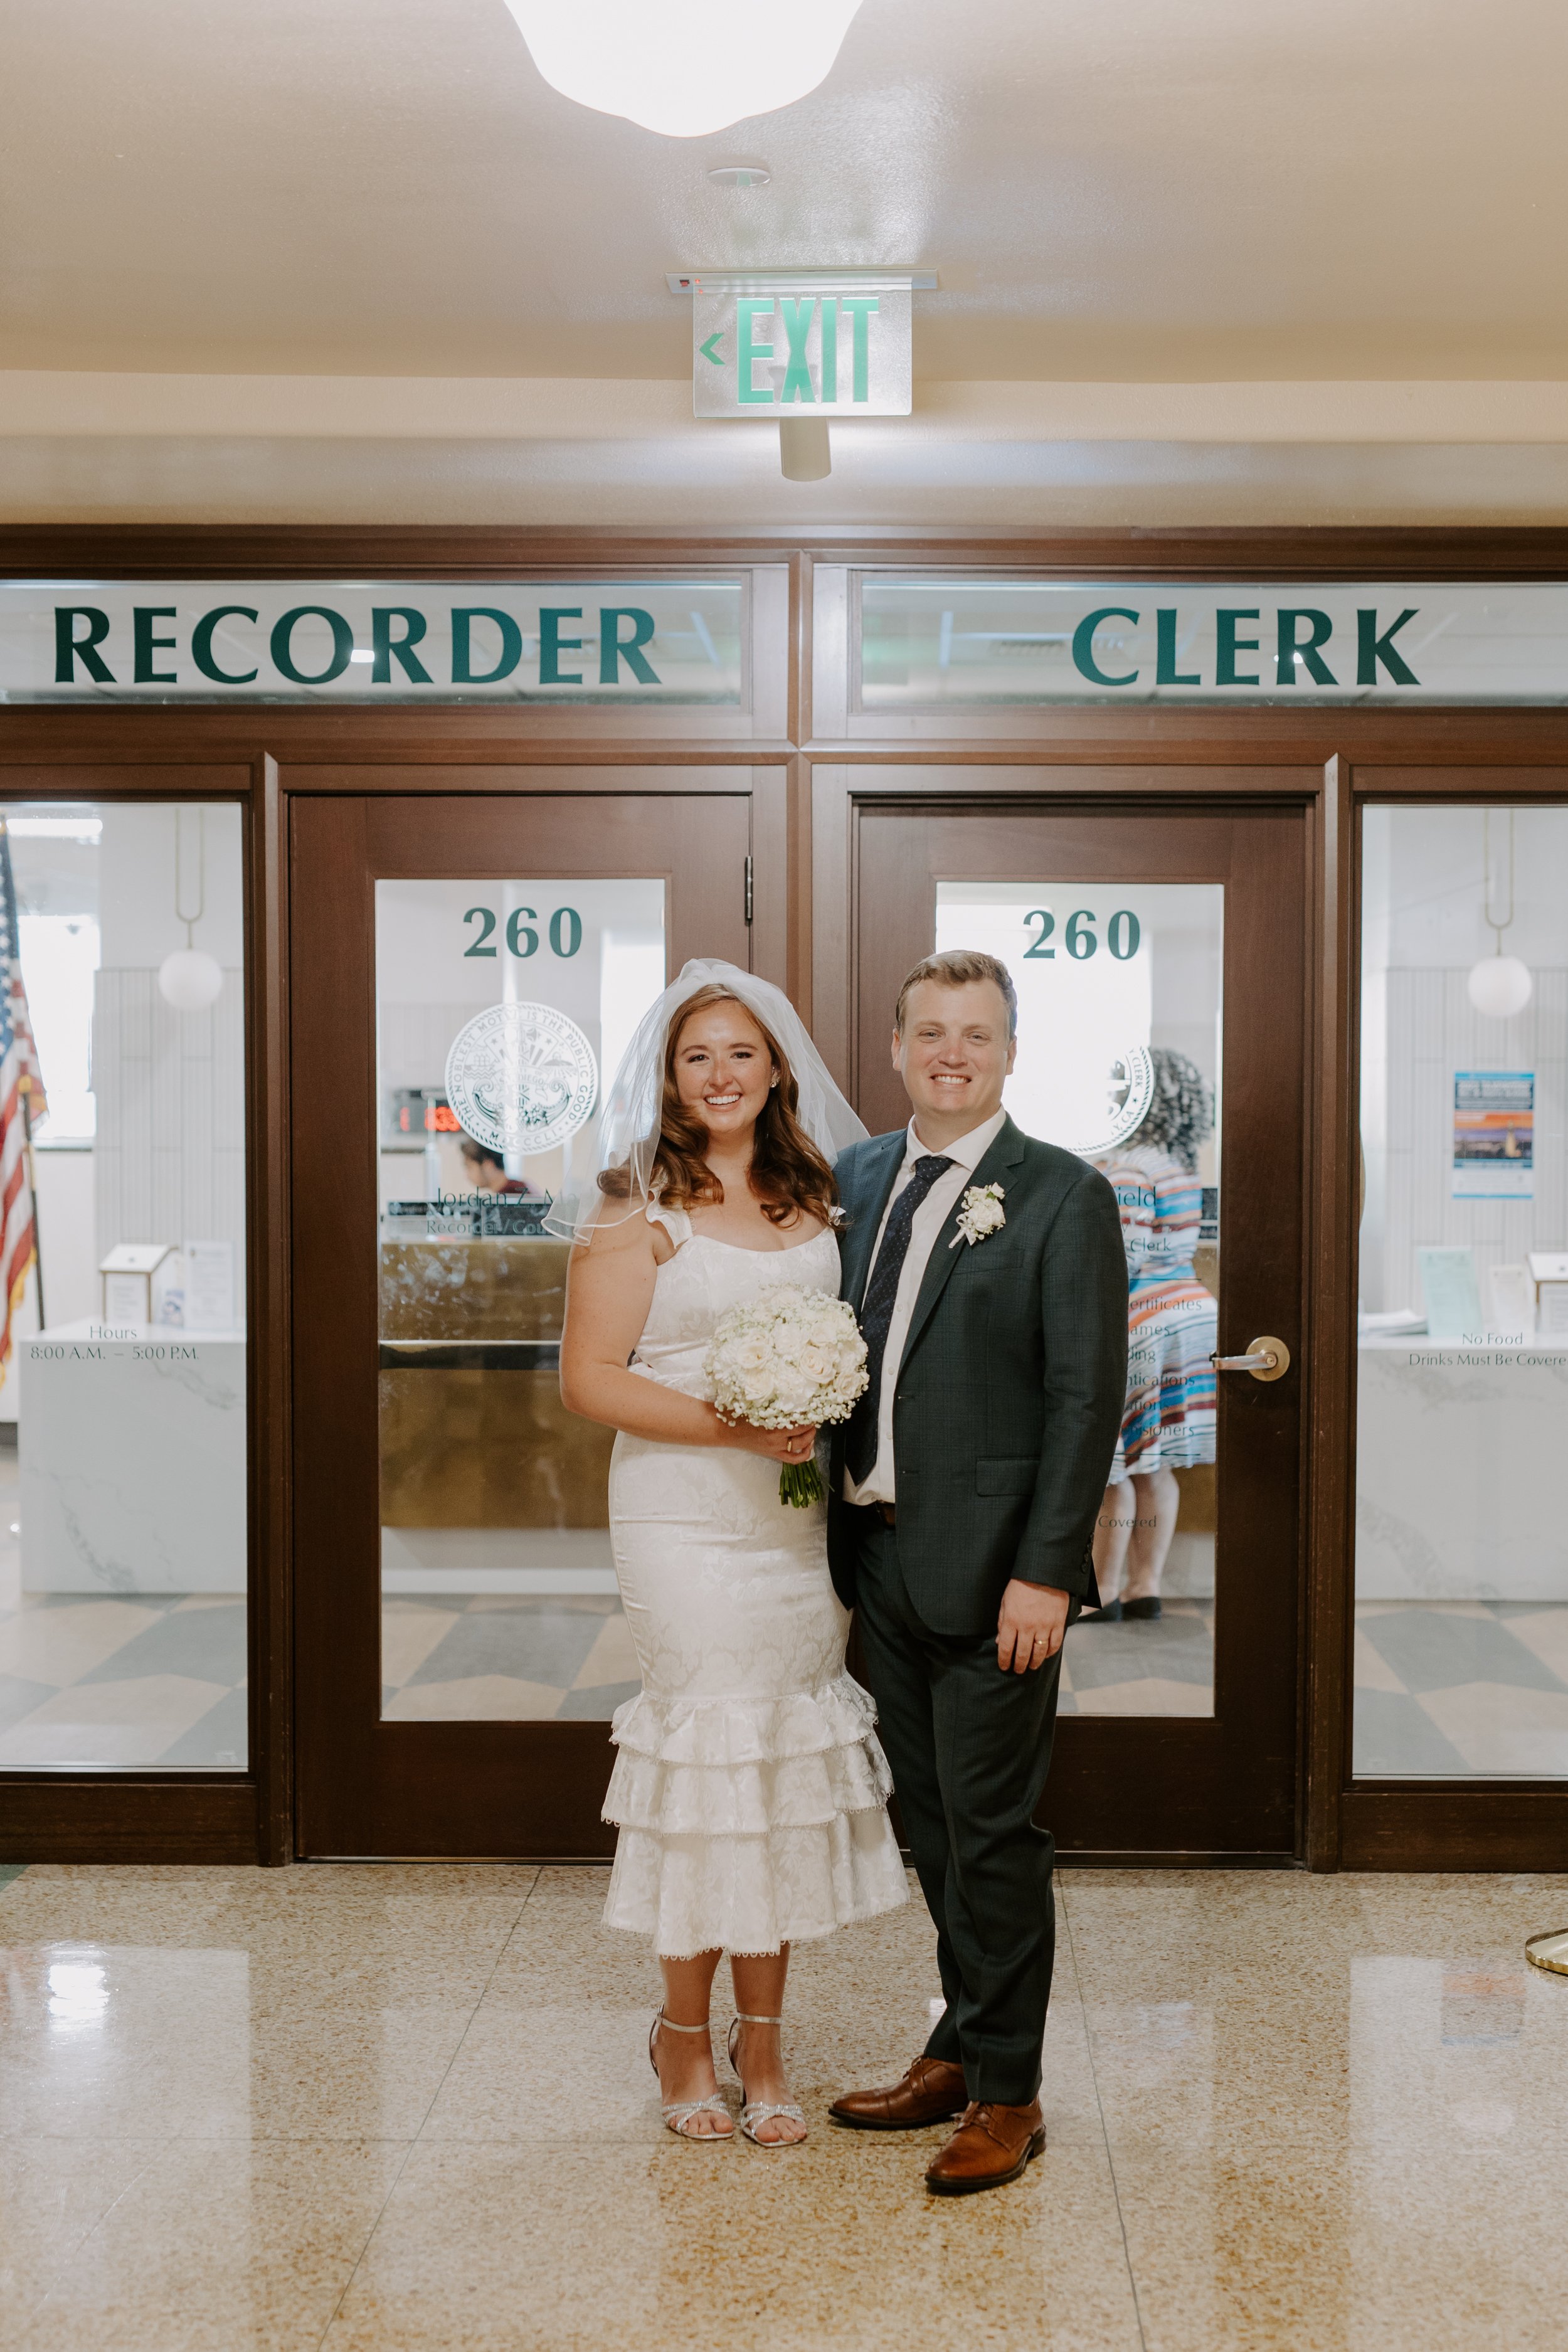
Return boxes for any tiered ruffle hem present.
[601,1671,909,1957]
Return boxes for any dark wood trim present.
[801,719,1568,761]
[1303,756,1355,1870]
[1341,1788,1568,1872]
[4,526,1567,1870]
[10,522,1568,579]
[749,767,790,991]
[252,753,292,1865]
[0,1778,258,1864]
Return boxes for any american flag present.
[0,817,46,1380]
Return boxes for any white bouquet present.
[706,1284,869,1508]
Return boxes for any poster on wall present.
[1452,1071,1535,1199]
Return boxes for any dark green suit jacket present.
[826,1116,1128,1635]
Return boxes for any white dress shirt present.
[843,1108,1007,1507]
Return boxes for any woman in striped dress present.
[1087,1052,1217,1623]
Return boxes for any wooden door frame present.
[811,724,1568,1875]
[1,523,1567,1870]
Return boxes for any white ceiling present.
[4,0,1567,383]
[6,0,1568,525]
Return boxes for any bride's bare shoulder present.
[569,1197,667,1270]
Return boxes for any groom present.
[826,949,1128,2195]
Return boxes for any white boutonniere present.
[950,1182,1006,1248]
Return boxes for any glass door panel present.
[374,877,665,1725]
[1,800,249,1775]
[847,789,1305,1857]
[291,783,755,1857]
[935,882,1223,1717]
[1355,803,1568,1779]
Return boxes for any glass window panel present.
[859,578,1568,709]
[0,580,744,707]
[1355,804,1568,1778]
[376,877,666,1722]
[935,883,1222,1715]
[2,803,248,1772]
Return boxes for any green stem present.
[778,1459,825,1508]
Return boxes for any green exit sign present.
[688,276,915,418]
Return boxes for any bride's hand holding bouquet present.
[706,1285,868,1505]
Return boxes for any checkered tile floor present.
[381,1594,640,1722]
[1353,1601,1568,1776]
[0,1454,248,1769]
[1062,1596,1216,1716]
[4,1425,1565,1773]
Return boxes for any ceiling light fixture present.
[501,0,864,139]
[1467,807,1533,1019]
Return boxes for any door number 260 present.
[463,904,583,958]
[1023,907,1141,960]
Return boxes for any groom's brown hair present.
[894,949,1018,1038]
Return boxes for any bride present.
[559,961,908,2146]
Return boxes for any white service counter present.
[1355,1334,1568,1601]
[19,1321,246,1594]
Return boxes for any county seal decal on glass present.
[1061,1045,1157,1158]
[444,1001,598,1155]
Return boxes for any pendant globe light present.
[157,808,223,1013]
[501,0,865,139]
[1466,808,1532,1019]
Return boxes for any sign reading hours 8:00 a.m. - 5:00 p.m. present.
[0,581,745,702]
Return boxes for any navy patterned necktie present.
[845,1153,955,1486]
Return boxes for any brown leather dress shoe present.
[924,2099,1046,2195]
[828,2055,969,2131]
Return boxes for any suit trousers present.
[852,1512,1065,2106]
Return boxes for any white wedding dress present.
[601,1204,909,1957]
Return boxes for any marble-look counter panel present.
[1356,1335,1568,1600]
[19,1322,246,1594]
[380,1238,568,1342]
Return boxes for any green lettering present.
[1357,607,1419,686]
[778,297,815,403]
[191,607,258,684]
[1071,607,1140,688]
[371,607,432,685]
[539,608,583,686]
[839,295,878,402]
[598,608,660,686]
[269,606,353,686]
[451,608,522,686]
[53,607,114,684]
[1276,609,1337,686]
[820,298,837,401]
[133,607,177,685]
[1156,609,1199,686]
[1216,608,1261,687]
[736,299,775,405]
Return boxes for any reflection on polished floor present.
[3,1860,1566,2350]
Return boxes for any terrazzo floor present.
[1,1860,1566,2350]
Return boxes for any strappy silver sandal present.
[727,2011,807,2146]
[649,2010,733,2141]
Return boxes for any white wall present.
[1360,805,1568,1311]
[97,803,243,965]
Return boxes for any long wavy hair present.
[600,983,838,1230]
[1135,1047,1214,1172]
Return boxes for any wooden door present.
[849,791,1308,1857]
[291,781,756,1855]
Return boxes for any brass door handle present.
[1210,1335,1291,1382]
